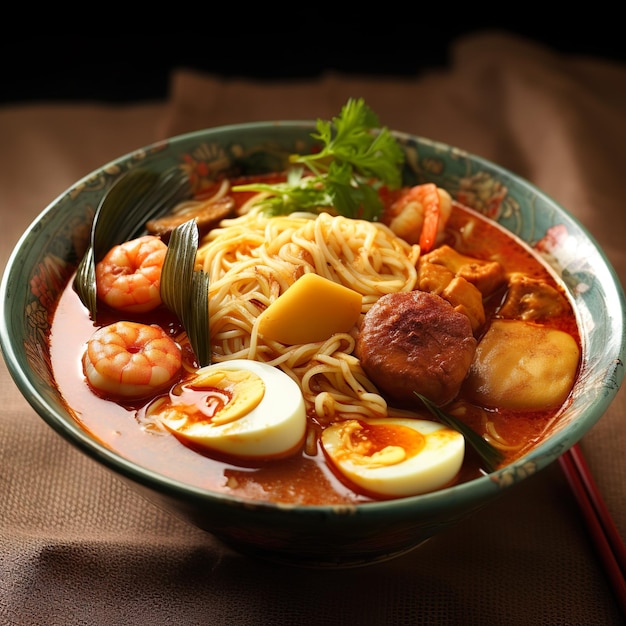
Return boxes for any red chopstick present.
[559,443,626,614]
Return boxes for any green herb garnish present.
[414,393,504,473]
[232,98,405,220]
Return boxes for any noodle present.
[197,201,420,422]
[447,403,522,453]
[482,414,524,452]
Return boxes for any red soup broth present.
[48,198,581,505]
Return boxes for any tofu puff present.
[463,320,580,410]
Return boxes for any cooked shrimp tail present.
[385,184,452,251]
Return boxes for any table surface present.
[1,32,624,625]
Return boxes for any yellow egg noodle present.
[196,200,421,425]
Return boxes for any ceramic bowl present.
[1,122,624,568]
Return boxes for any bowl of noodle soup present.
[1,118,624,568]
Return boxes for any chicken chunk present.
[498,273,569,321]
[417,261,485,333]
[441,276,486,331]
[416,244,506,334]
[420,245,506,296]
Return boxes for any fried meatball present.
[356,290,477,407]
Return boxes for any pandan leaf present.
[414,393,504,473]
[161,219,211,367]
[73,167,191,321]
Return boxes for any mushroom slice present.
[146,196,236,242]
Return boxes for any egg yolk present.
[157,359,307,461]
[332,420,426,467]
[321,418,465,498]
[175,369,266,425]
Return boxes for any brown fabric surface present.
[1,32,624,624]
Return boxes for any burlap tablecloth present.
[1,32,624,624]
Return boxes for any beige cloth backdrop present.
[1,32,625,624]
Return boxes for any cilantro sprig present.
[232,98,404,221]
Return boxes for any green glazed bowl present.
[1,122,624,567]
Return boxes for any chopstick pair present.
[559,443,626,614]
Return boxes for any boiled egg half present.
[158,359,306,460]
[321,417,465,498]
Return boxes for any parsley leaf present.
[232,98,404,220]
[324,161,384,220]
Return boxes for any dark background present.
[2,24,623,105]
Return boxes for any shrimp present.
[83,321,182,400]
[96,235,167,313]
[385,184,452,252]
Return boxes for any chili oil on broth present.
[50,294,361,505]
[48,190,581,506]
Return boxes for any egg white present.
[321,417,465,497]
[159,359,306,460]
